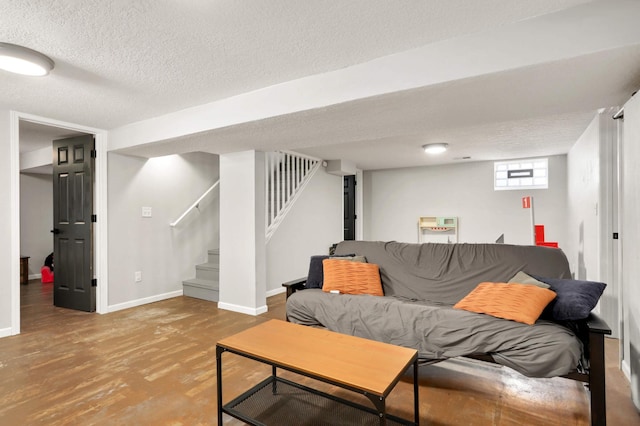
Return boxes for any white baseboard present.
[217,301,268,316]
[0,327,14,338]
[266,287,286,298]
[28,273,42,280]
[622,359,631,381]
[107,290,183,313]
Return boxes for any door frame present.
[9,111,108,335]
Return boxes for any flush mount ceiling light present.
[422,143,448,154]
[0,42,55,76]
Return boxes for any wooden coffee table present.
[216,319,419,425]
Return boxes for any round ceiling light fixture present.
[422,143,448,154]
[0,42,55,76]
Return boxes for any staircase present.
[265,151,320,242]
[182,249,219,302]
[181,151,321,301]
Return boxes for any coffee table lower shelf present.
[222,375,414,426]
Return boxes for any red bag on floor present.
[41,266,53,283]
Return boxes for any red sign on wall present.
[522,196,531,209]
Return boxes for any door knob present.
[50,228,60,234]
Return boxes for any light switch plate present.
[142,207,152,218]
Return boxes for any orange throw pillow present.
[453,282,556,325]
[322,259,383,296]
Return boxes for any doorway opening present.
[19,122,94,327]
[343,170,364,241]
[10,112,108,336]
[343,175,356,240]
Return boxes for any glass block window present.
[494,158,548,191]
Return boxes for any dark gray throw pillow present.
[533,275,607,321]
[508,271,550,289]
[305,254,359,289]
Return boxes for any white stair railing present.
[170,180,220,227]
[265,151,321,242]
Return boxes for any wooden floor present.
[1,281,638,425]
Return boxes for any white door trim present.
[10,112,108,335]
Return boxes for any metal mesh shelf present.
[224,376,413,426]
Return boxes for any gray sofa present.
[283,241,611,426]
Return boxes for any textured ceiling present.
[4,0,640,170]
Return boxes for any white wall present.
[566,110,621,337]
[19,173,53,277]
[363,155,567,247]
[107,152,219,309]
[566,117,602,282]
[266,167,343,293]
[622,93,640,411]
[0,110,12,334]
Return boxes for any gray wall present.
[266,167,342,293]
[622,93,640,411]
[363,155,567,248]
[20,173,53,277]
[107,151,219,308]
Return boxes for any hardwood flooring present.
[1,281,638,425]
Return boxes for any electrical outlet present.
[134,271,142,282]
[142,207,152,218]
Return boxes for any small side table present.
[20,256,29,285]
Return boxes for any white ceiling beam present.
[108,0,640,154]
[19,146,51,171]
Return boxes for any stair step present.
[183,278,219,302]
[207,249,219,264]
[197,261,219,269]
[183,278,219,290]
[196,262,219,281]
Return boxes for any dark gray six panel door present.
[52,135,95,312]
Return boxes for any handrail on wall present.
[170,180,219,227]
